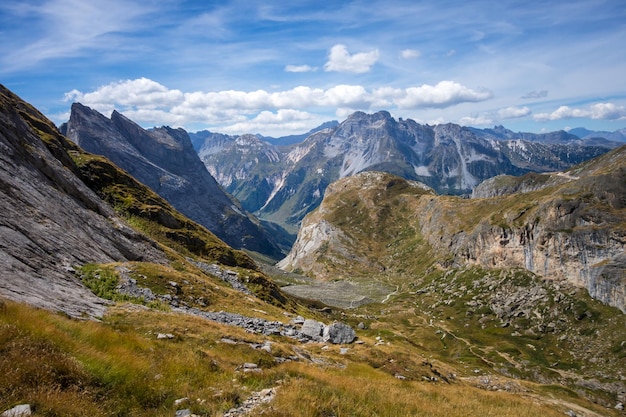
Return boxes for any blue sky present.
[2,0,626,136]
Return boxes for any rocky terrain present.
[197,111,614,232]
[61,104,286,258]
[0,85,168,318]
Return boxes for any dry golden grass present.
[265,362,571,417]
[1,298,617,417]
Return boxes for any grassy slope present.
[2,298,612,417]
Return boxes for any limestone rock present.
[323,322,356,344]
[300,319,325,341]
[1,404,31,417]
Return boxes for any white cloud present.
[521,90,548,99]
[401,49,420,59]
[534,102,626,121]
[395,81,493,109]
[323,85,372,107]
[220,109,319,135]
[285,64,317,73]
[459,115,494,126]
[0,0,152,73]
[64,77,498,135]
[323,44,379,74]
[497,106,531,119]
[64,78,184,110]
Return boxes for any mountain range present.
[195,111,618,233]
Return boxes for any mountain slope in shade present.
[198,111,614,233]
[0,85,168,318]
[61,104,285,258]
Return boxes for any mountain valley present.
[0,84,625,416]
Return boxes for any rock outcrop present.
[61,104,284,258]
[0,85,168,318]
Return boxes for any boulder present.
[322,322,356,344]
[301,319,325,341]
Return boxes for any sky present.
[1,0,626,137]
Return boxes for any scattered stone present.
[240,363,261,373]
[340,347,349,355]
[1,405,31,417]
[174,398,188,406]
[615,402,624,410]
[395,374,407,380]
[174,410,191,417]
[189,261,253,296]
[157,333,175,339]
[223,388,277,417]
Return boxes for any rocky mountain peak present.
[64,104,285,258]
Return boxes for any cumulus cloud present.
[401,49,420,59]
[285,64,317,73]
[521,90,548,99]
[64,77,184,111]
[497,106,531,119]
[64,77,497,135]
[394,81,493,109]
[458,106,530,127]
[534,102,626,121]
[459,115,494,126]
[323,44,379,74]
[221,109,316,134]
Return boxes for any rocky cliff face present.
[279,147,626,312]
[62,104,284,258]
[0,85,168,318]
[199,111,613,232]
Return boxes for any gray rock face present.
[0,85,167,319]
[61,104,283,259]
[323,322,356,344]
